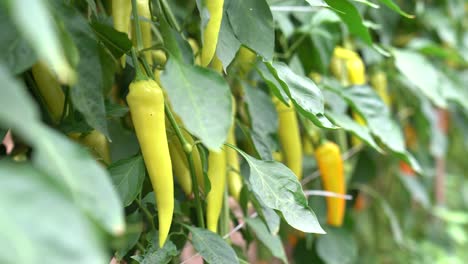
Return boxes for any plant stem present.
[159,0,181,32]
[131,0,144,51]
[136,199,156,230]
[164,104,206,228]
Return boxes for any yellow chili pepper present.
[167,134,192,196]
[315,141,346,227]
[370,71,391,107]
[236,47,257,76]
[112,0,132,66]
[127,78,173,247]
[69,131,111,165]
[273,97,303,180]
[201,0,224,66]
[226,98,242,201]
[206,148,227,232]
[133,0,153,65]
[188,38,201,65]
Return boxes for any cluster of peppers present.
[31,0,394,249]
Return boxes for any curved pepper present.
[315,141,346,226]
[127,79,173,247]
[201,0,224,66]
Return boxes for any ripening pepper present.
[133,0,153,65]
[112,0,132,66]
[201,0,224,66]
[273,97,303,180]
[69,130,111,165]
[226,98,242,201]
[315,141,346,226]
[370,71,391,107]
[127,78,173,247]
[167,133,192,196]
[31,62,65,123]
[206,148,227,232]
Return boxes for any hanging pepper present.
[206,148,227,232]
[315,141,346,226]
[127,78,173,247]
[273,97,303,180]
[112,0,132,66]
[69,131,111,165]
[226,97,242,201]
[31,62,65,124]
[167,133,192,196]
[370,71,391,107]
[133,0,153,65]
[201,0,224,66]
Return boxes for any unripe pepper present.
[133,0,153,65]
[236,47,257,76]
[31,62,65,123]
[370,71,391,107]
[201,0,224,66]
[167,134,192,196]
[206,148,227,232]
[112,0,132,66]
[69,130,111,165]
[226,98,242,201]
[315,141,346,226]
[127,78,173,247]
[273,97,303,180]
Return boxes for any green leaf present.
[323,0,373,45]
[316,228,357,264]
[243,82,278,160]
[134,238,178,264]
[161,56,232,151]
[246,218,288,263]
[398,174,430,209]
[0,161,108,264]
[90,22,132,59]
[5,0,74,82]
[335,84,421,173]
[0,8,36,74]
[376,0,414,18]
[33,127,125,234]
[106,100,129,119]
[216,5,242,69]
[0,65,125,234]
[109,155,146,207]
[233,147,325,234]
[186,226,239,264]
[393,49,446,108]
[266,62,335,129]
[56,2,110,137]
[326,111,382,152]
[227,0,274,61]
[256,62,289,104]
[115,211,142,260]
[159,18,193,65]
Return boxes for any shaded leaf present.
[316,228,357,264]
[0,161,107,264]
[109,155,146,207]
[161,56,232,151]
[186,226,239,264]
[246,218,288,263]
[227,0,274,61]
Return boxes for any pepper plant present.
[1,0,468,263]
